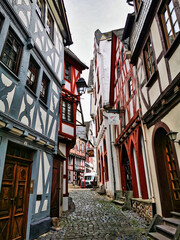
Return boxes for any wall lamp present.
[76,78,88,95]
[167,131,180,145]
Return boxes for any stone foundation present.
[131,198,154,223]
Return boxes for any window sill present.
[39,98,48,109]
[25,85,37,98]
[164,32,180,59]
[145,70,158,88]
[135,1,143,22]
[0,61,20,82]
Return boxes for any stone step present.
[163,217,180,226]
[113,200,124,206]
[148,232,171,240]
[171,211,180,219]
[156,224,176,237]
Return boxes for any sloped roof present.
[65,47,88,70]
[112,28,124,41]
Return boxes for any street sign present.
[108,113,120,125]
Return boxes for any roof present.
[49,0,73,46]
[112,28,124,41]
[95,29,112,45]
[122,13,135,41]
[88,60,94,87]
[65,47,88,70]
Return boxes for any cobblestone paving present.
[37,189,151,240]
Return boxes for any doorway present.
[122,145,132,191]
[154,127,180,216]
[0,142,32,240]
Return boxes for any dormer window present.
[36,0,45,22]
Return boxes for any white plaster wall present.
[158,58,169,92]
[168,44,180,80]
[62,123,74,136]
[63,196,68,211]
[149,81,160,106]
[142,124,162,215]
[151,19,163,59]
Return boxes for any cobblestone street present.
[37,189,150,240]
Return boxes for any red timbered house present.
[109,30,153,220]
[68,137,86,185]
[51,47,88,215]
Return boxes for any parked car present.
[84,173,97,188]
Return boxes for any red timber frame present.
[110,32,148,199]
[58,48,88,199]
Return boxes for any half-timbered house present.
[109,29,153,221]
[56,47,88,211]
[92,29,121,197]
[0,0,72,239]
[68,137,86,185]
[123,0,180,222]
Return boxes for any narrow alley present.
[37,189,150,240]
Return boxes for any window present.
[1,29,22,74]
[160,0,180,49]
[128,78,133,98]
[121,49,124,64]
[135,0,142,12]
[143,38,156,80]
[104,155,109,181]
[26,57,39,93]
[65,61,71,81]
[77,141,80,151]
[117,62,120,77]
[82,143,84,153]
[47,10,54,40]
[40,74,49,104]
[36,0,45,22]
[62,100,73,123]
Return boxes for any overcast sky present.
[63,0,133,121]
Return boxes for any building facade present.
[68,137,86,185]
[123,0,180,217]
[109,29,153,220]
[0,0,72,239]
[58,47,88,210]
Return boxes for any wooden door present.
[50,158,60,217]
[122,146,132,191]
[154,128,180,217]
[0,144,32,240]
